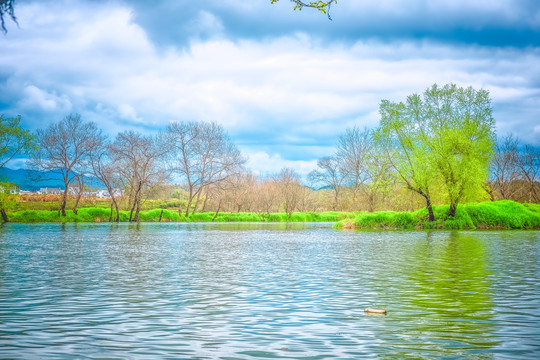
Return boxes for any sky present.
[1,0,539,176]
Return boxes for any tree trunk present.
[184,197,193,217]
[60,187,68,216]
[1,208,8,223]
[409,185,435,221]
[448,202,457,218]
[212,200,222,222]
[426,197,435,222]
[73,175,83,215]
[114,201,120,222]
[159,209,163,222]
[129,181,142,222]
[192,190,203,215]
[133,189,143,222]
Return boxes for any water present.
[0,223,539,359]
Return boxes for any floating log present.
[364,308,387,315]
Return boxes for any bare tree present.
[336,126,371,203]
[32,114,104,216]
[110,131,167,222]
[517,144,540,203]
[164,121,246,217]
[275,167,302,217]
[90,139,122,222]
[490,134,520,200]
[255,177,280,216]
[308,156,347,211]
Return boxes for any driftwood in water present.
[364,308,387,315]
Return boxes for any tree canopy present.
[0,115,34,169]
[377,84,496,219]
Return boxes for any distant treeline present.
[1,83,539,224]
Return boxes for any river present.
[0,223,539,359]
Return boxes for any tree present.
[0,115,34,169]
[309,156,346,211]
[490,134,520,200]
[377,84,496,219]
[423,84,495,217]
[335,126,371,203]
[32,114,104,216]
[517,144,540,203]
[90,139,122,222]
[275,167,302,217]
[0,181,17,222]
[164,121,246,217]
[377,96,438,221]
[0,0,16,33]
[110,131,167,222]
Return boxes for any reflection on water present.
[0,223,539,359]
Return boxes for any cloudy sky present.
[1,0,539,175]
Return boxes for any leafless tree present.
[336,126,372,203]
[164,121,246,217]
[110,131,167,222]
[490,134,520,200]
[90,139,123,222]
[517,144,540,203]
[255,177,280,215]
[31,114,104,216]
[275,167,302,217]
[308,156,347,211]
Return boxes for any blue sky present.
[1,0,539,176]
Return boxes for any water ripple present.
[0,224,539,359]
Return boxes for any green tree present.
[0,181,17,222]
[377,96,439,221]
[423,84,495,216]
[0,115,34,169]
[0,115,33,222]
[377,84,495,219]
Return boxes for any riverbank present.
[4,200,539,229]
[334,200,540,230]
[5,209,357,223]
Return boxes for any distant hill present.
[0,168,104,191]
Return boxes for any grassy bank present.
[5,209,357,223]
[334,200,540,230]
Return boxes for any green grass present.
[7,202,539,229]
[5,208,357,224]
[334,200,540,230]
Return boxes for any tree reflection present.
[389,231,499,357]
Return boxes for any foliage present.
[270,0,337,19]
[7,207,358,224]
[0,115,34,169]
[376,84,496,219]
[0,0,16,33]
[334,200,540,230]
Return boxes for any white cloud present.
[1,0,539,175]
[246,151,318,178]
[19,85,72,112]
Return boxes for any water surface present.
[1,223,539,359]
